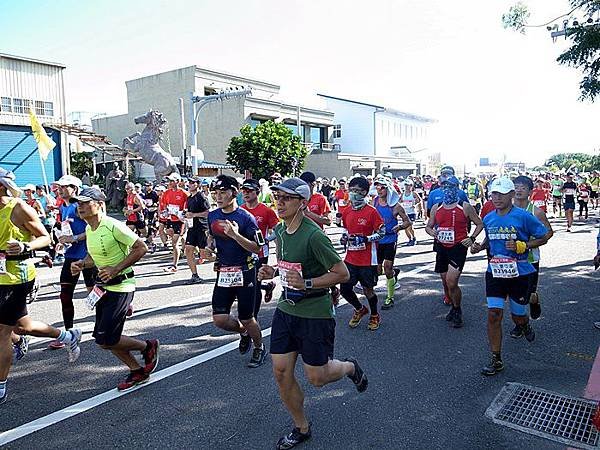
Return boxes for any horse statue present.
[122,110,179,180]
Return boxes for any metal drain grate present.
[486,383,600,449]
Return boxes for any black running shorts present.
[270,308,335,367]
[0,280,35,326]
[434,244,468,273]
[344,262,378,289]
[376,242,397,264]
[93,290,134,346]
[185,228,207,248]
[485,271,530,305]
[166,220,183,235]
[212,266,257,321]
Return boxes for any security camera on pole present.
[189,87,252,175]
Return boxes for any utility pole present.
[190,88,252,175]
[179,98,187,176]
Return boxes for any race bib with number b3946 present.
[217,266,244,288]
[489,257,518,278]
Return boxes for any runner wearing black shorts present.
[258,177,368,450]
[184,178,210,284]
[208,175,266,368]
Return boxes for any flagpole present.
[37,146,50,195]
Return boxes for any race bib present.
[533,200,545,208]
[347,240,366,251]
[338,200,347,207]
[262,244,269,258]
[564,188,576,196]
[490,257,518,278]
[185,218,194,228]
[217,266,243,287]
[61,221,73,236]
[160,210,170,219]
[0,254,6,274]
[85,285,106,310]
[279,261,303,289]
[437,227,455,244]
[402,200,413,209]
[167,204,180,215]
[144,199,153,206]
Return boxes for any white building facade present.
[0,53,68,184]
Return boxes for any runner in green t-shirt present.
[550,174,564,217]
[258,178,368,450]
[70,187,160,392]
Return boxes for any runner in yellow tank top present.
[0,167,82,406]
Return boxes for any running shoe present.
[452,308,463,328]
[163,266,177,273]
[345,357,368,392]
[367,314,380,331]
[47,339,65,350]
[66,328,82,363]
[445,307,456,322]
[12,336,30,363]
[276,424,312,450]
[142,339,160,374]
[331,286,341,306]
[239,333,251,355]
[529,293,541,320]
[186,274,203,284]
[353,284,364,295]
[348,306,369,328]
[523,323,535,342]
[263,281,275,303]
[481,355,504,376]
[381,297,394,310]
[247,344,266,368]
[509,325,523,339]
[117,369,150,391]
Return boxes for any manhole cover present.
[486,383,600,449]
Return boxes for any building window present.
[0,97,11,112]
[44,102,54,116]
[333,124,342,139]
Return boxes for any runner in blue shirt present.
[207,175,266,368]
[471,177,548,376]
[426,166,468,215]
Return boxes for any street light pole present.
[190,88,252,175]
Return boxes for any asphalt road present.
[1,210,599,450]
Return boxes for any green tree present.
[70,152,94,179]
[545,152,599,171]
[503,1,600,101]
[227,121,308,179]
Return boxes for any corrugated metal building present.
[0,53,67,185]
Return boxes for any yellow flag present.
[29,108,56,161]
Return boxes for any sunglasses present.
[273,193,302,202]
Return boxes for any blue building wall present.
[0,124,62,185]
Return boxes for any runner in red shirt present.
[425,176,483,328]
[334,178,349,226]
[480,199,495,219]
[299,172,331,229]
[123,182,146,233]
[241,178,279,308]
[161,173,188,273]
[339,177,385,331]
[530,180,547,213]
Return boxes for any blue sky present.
[2,0,599,166]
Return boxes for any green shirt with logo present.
[275,217,341,319]
[86,216,138,293]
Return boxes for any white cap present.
[22,183,36,192]
[489,177,515,194]
[0,167,22,197]
[167,172,181,181]
[56,174,82,188]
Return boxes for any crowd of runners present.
[0,164,599,449]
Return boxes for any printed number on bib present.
[85,286,106,310]
[490,257,518,278]
[347,239,366,251]
[217,266,243,287]
[564,188,576,196]
[167,204,180,215]
[533,200,545,208]
[61,221,73,236]
[144,199,153,206]
[437,227,455,244]
[0,254,6,274]
[279,261,303,289]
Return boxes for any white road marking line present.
[1,262,435,445]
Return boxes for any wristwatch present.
[304,278,313,290]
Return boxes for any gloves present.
[349,235,368,246]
